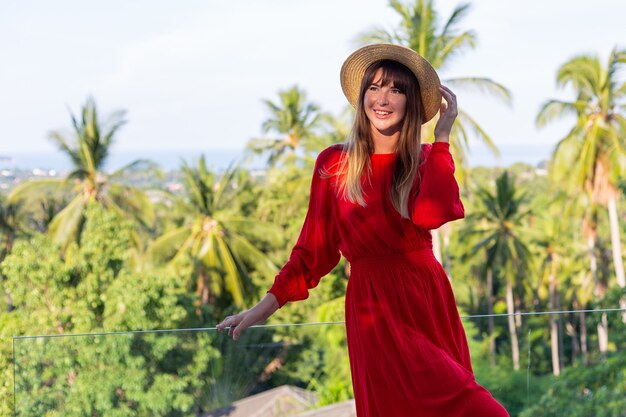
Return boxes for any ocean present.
[0,149,251,173]
[0,143,553,172]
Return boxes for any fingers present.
[434,85,458,141]
[438,85,458,118]
[231,316,252,341]
[216,313,251,341]
[216,315,238,333]
[439,84,456,98]
[439,85,457,107]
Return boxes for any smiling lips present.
[374,110,392,118]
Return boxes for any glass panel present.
[13,309,625,416]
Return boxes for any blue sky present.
[1,0,624,166]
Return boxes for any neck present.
[371,129,400,154]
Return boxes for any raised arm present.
[411,85,464,229]
[411,142,464,229]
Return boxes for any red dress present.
[268,142,509,417]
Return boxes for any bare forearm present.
[253,293,280,323]
[217,293,280,340]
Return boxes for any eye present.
[368,85,379,92]
[391,88,403,95]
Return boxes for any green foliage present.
[3,12,626,415]
[519,351,626,417]
[1,204,222,416]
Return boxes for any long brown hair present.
[333,60,424,218]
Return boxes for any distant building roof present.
[296,400,356,417]
[202,385,318,417]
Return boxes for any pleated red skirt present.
[345,248,509,417]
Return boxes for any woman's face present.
[363,68,407,138]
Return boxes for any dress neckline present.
[371,153,397,163]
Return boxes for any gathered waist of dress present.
[349,247,437,272]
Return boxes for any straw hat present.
[340,43,442,123]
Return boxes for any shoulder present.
[318,144,346,161]
[315,144,345,173]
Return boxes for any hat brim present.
[340,44,442,123]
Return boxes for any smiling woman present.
[218,43,509,417]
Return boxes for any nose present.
[376,91,389,106]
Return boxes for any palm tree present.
[537,47,626,330]
[358,0,512,170]
[0,196,22,259]
[0,195,26,312]
[532,192,577,376]
[247,85,327,166]
[147,157,278,310]
[464,171,531,370]
[8,97,156,250]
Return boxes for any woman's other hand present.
[216,293,280,341]
[434,85,458,143]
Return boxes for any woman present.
[217,44,509,417]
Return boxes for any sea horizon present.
[0,143,552,172]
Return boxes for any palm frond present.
[215,236,246,307]
[444,77,512,106]
[440,2,472,39]
[109,159,163,181]
[48,195,87,247]
[556,55,601,96]
[223,217,283,246]
[106,184,156,227]
[8,179,74,205]
[456,108,499,156]
[228,233,278,276]
[147,226,191,264]
[435,32,476,69]
[535,100,584,128]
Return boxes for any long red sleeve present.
[267,147,342,308]
[411,142,465,229]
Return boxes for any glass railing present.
[11,309,626,417]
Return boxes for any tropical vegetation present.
[1,1,625,417]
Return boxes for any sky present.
[1,0,624,167]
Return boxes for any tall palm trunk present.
[588,234,608,354]
[487,267,496,367]
[565,319,580,363]
[579,308,589,365]
[506,279,520,370]
[548,258,560,376]
[607,195,626,323]
[557,293,565,370]
[597,313,609,357]
[196,267,211,305]
[2,232,14,312]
